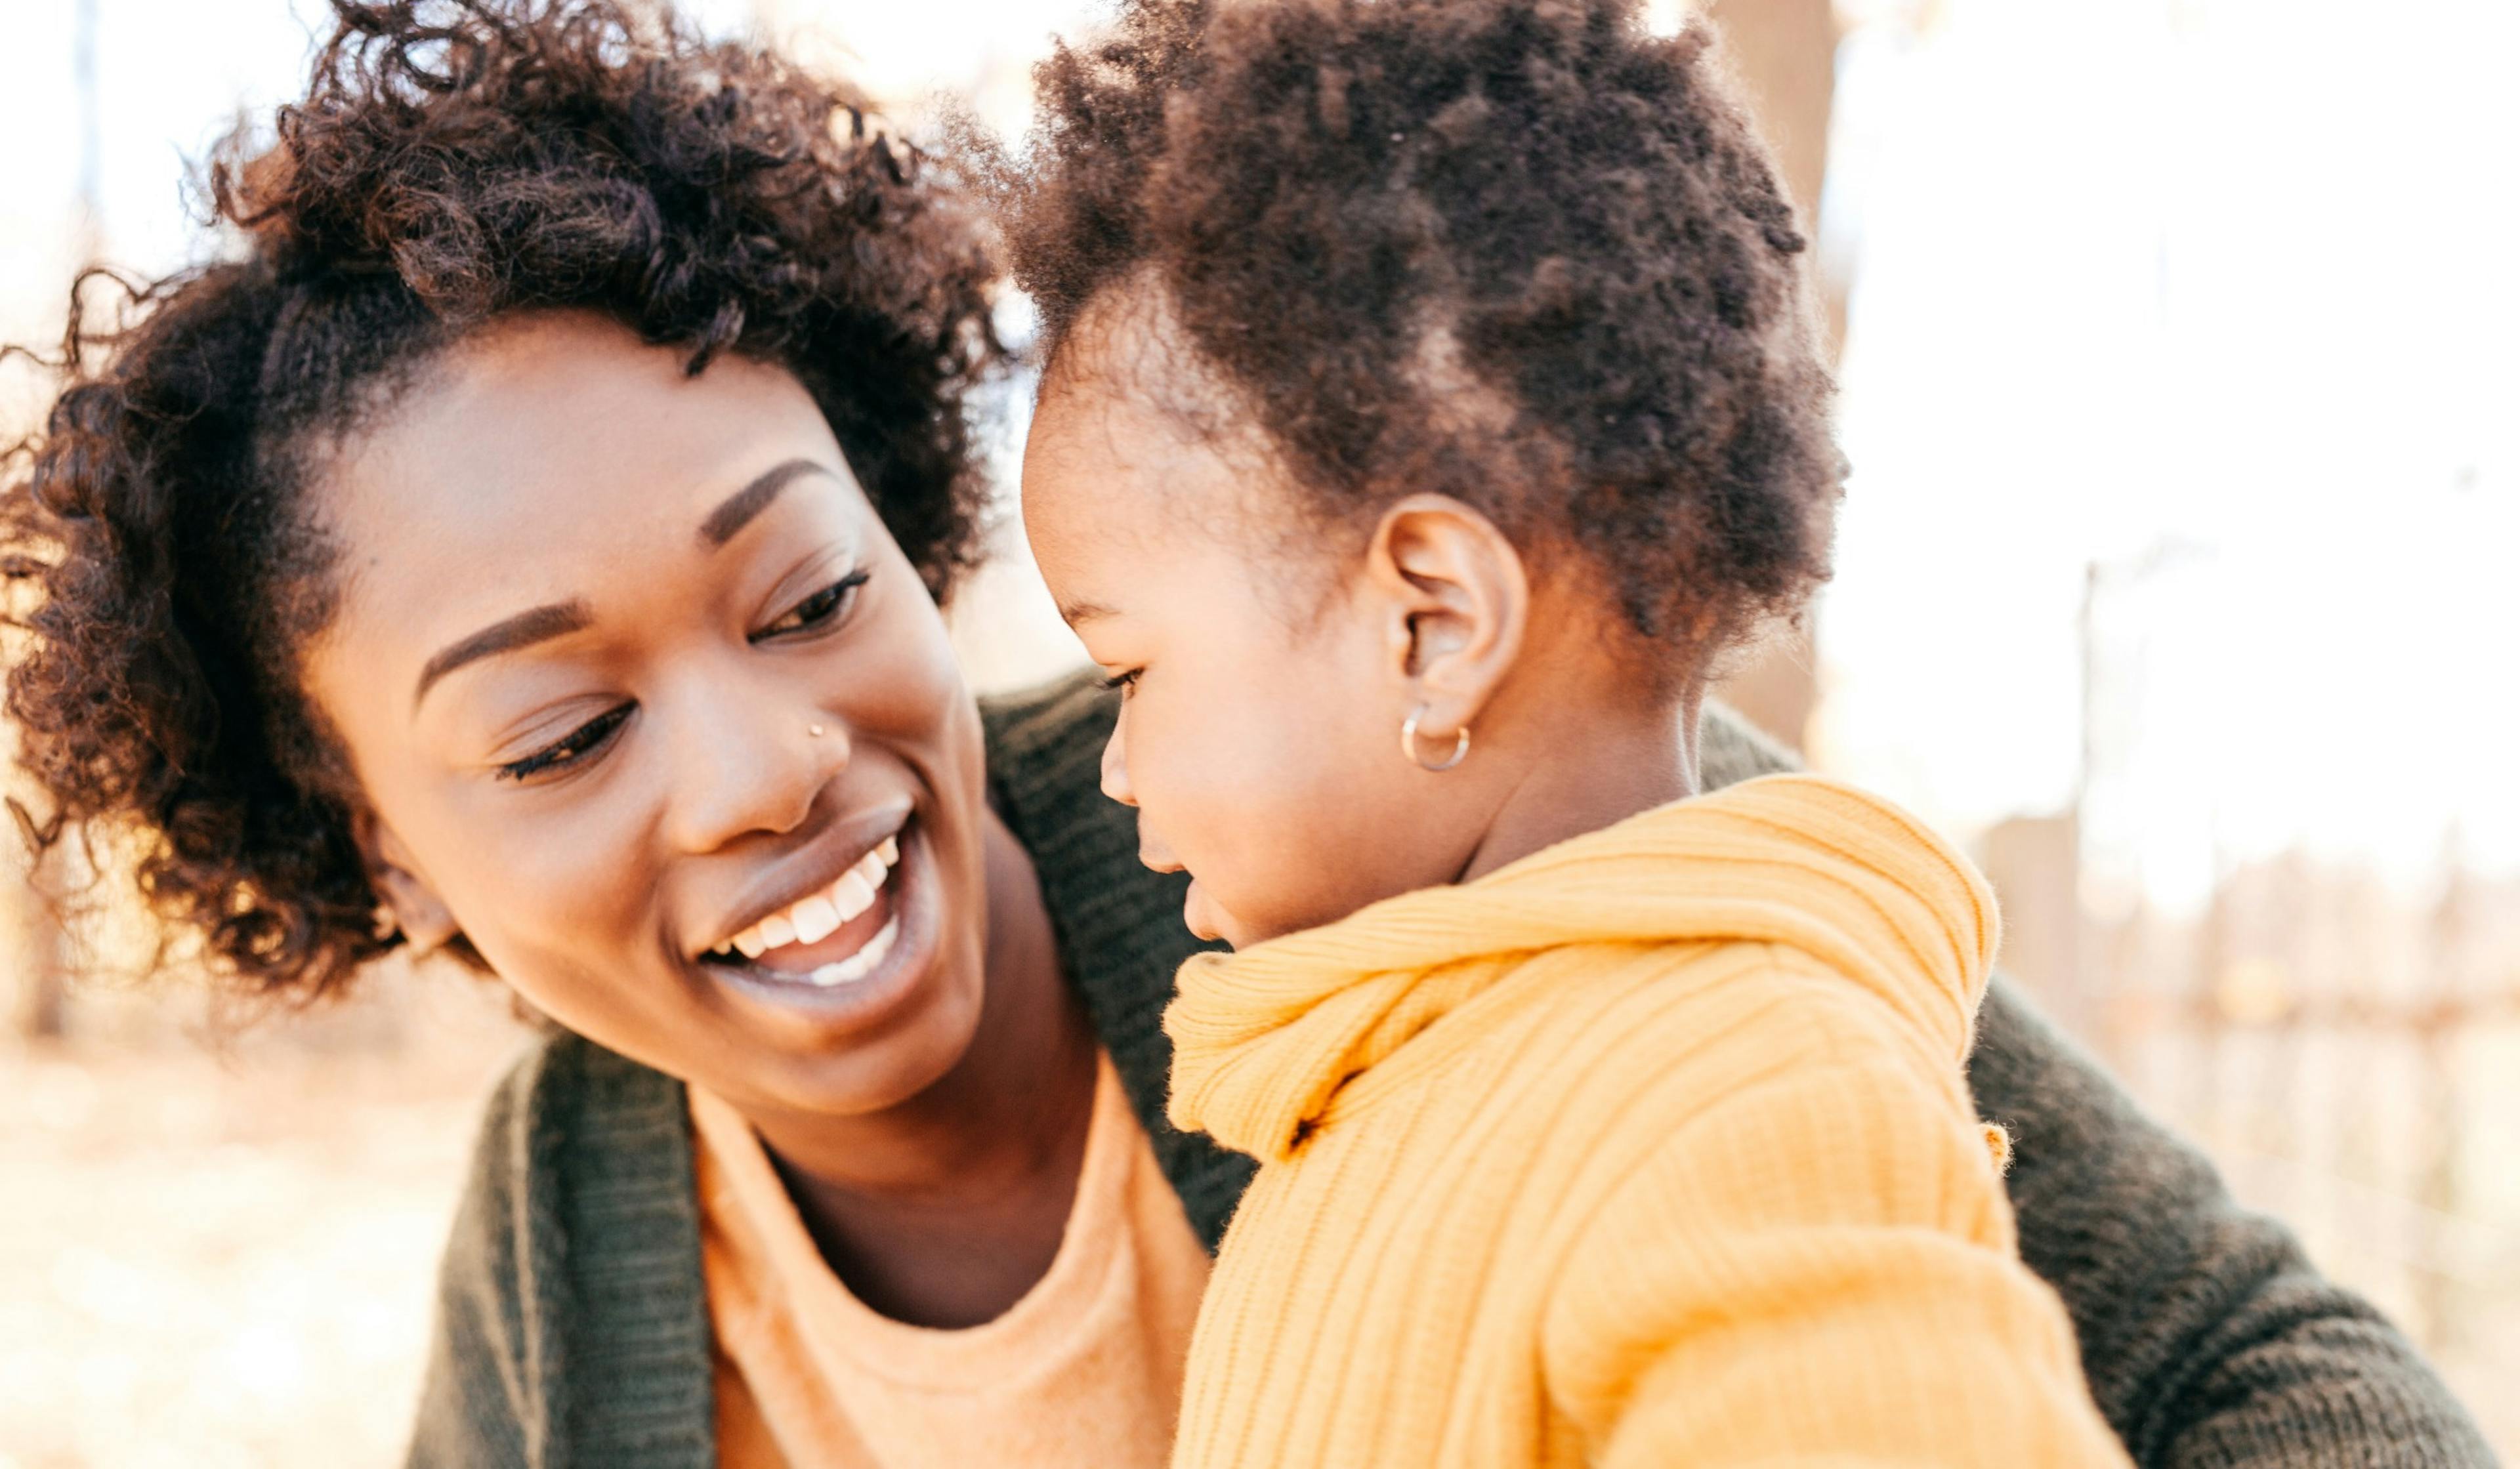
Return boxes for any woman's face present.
[301,312,993,1122]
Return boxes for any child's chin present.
[1182,879,1236,947]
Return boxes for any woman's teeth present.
[803,915,898,987]
[722,835,901,978]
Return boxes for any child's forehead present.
[1026,379,1349,623]
[1032,342,1300,529]
[1049,282,1266,435]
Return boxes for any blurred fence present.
[1980,665,2520,1455]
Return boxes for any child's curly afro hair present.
[1007,0,1841,670]
[0,0,1011,1001]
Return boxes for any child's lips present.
[1135,828,1215,937]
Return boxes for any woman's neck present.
[746,808,1102,1327]
[1454,689,1704,886]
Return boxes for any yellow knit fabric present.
[1164,774,2132,1468]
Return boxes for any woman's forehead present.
[333,318,832,547]
[312,316,858,662]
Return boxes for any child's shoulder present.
[1505,938,1971,1145]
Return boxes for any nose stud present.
[807,723,827,737]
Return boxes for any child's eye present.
[497,703,634,783]
[1097,668,1143,696]
[755,569,870,642]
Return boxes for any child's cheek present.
[1169,695,1311,923]
[1133,689,1239,846]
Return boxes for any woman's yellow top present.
[1164,774,2132,1468]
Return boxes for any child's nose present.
[1100,725,1137,808]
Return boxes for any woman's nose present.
[665,700,850,853]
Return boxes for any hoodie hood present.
[1164,774,2000,1161]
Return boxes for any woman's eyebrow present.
[412,460,845,710]
[699,459,841,547]
[413,600,593,711]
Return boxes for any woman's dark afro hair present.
[0,0,1011,1002]
[1006,0,1841,667]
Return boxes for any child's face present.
[1023,365,1472,949]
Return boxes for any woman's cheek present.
[853,592,964,736]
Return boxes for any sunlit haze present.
[4,0,2511,916]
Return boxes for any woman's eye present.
[755,569,870,642]
[1097,668,1143,697]
[497,704,634,783]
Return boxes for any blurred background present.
[2,0,2515,1462]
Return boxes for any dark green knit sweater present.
[406,672,2496,1469]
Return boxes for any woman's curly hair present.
[1007,0,1839,667]
[1,0,1009,1001]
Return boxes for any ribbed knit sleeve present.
[1694,704,2494,1467]
[1969,987,2500,1468]
[1542,972,2130,1467]
[406,1035,715,1469]
[408,1043,551,1469]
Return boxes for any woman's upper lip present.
[696,798,914,959]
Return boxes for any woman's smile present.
[691,806,948,1039]
[697,798,909,973]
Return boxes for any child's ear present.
[1365,494,1530,735]
[350,806,461,955]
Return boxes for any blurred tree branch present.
[1704,0,1844,751]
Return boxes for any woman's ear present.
[350,807,460,955]
[1365,493,1530,738]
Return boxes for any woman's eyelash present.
[497,703,634,782]
[754,569,870,642]
[1097,669,1142,693]
[495,569,866,784]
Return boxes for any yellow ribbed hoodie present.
[1164,774,2132,1468]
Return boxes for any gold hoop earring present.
[1400,705,1470,772]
